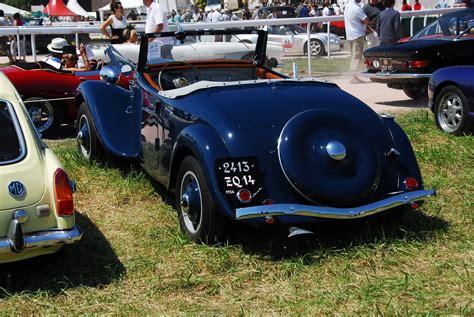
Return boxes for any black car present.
[258,6,297,18]
[363,9,474,100]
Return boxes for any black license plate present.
[215,157,261,195]
[380,58,393,72]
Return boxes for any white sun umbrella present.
[66,0,95,17]
[0,3,29,16]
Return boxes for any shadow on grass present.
[375,99,428,108]
[42,125,76,140]
[229,209,449,262]
[0,212,125,296]
[142,173,449,263]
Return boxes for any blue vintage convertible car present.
[428,66,474,135]
[74,29,436,242]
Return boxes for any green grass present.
[279,56,352,76]
[0,111,472,314]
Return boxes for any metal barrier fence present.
[0,7,462,75]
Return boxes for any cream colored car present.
[0,73,82,264]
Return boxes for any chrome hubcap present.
[438,93,463,133]
[326,140,347,161]
[310,41,321,55]
[25,98,54,133]
[180,171,202,234]
[77,115,91,159]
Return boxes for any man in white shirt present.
[143,0,169,34]
[344,0,369,83]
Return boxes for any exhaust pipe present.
[288,226,314,238]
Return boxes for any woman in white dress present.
[100,2,128,44]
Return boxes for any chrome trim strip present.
[360,72,432,79]
[22,97,74,103]
[361,71,432,79]
[0,99,27,166]
[236,189,436,220]
[0,226,82,255]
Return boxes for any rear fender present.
[169,124,235,219]
[382,117,423,189]
[76,80,142,158]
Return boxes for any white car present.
[88,40,284,65]
[236,25,343,56]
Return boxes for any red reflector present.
[263,199,274,205]
[265,216,275,224]
[404,177,419,191]
[364,58,372,67]
[236,189,252,203]
[408,60,427,68]
[54,168,74,216]
[410,202,419,209]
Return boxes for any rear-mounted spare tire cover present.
[278,109,381,206]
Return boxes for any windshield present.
[0,100,26,165]
[143,31,263,66]
[412,14,474,40]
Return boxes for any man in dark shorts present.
[0,10,13,63]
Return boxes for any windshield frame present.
[137,29,268,72]
[0,99,27,166]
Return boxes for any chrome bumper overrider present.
[0,226,82,255]
[236,189,436,220]
[361,71,432,79]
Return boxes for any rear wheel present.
[24,97,63,135]
[403,85,428,100]
[304,39,325,56]
[176,156,227,244]
[434,85,472,135]
[76,102,104,161]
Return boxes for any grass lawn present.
[0,111,472,314]
[279,56,352,76]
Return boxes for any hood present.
[364,39,452,58]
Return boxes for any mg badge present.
[8,181,26,198]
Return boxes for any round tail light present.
[236,189,252,203]
[404,177,419,191]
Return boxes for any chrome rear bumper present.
[361,71,432,79]
[236,189,436,220]
[0,226,82,255]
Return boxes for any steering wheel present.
[157,61,202,91]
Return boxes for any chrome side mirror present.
[100,65,121,85]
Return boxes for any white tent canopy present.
[98,0,146,11]
[67,0,95,17]
[0,3,29,16]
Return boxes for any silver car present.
[236,24,343,56]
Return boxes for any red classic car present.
[0,46,134,135]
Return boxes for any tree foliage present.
[3,0,34,11]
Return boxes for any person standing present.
[100,2,128,44]
[413,0,422,10]
[143,0,169,34]
[344,0,369,83]
[0,10,13,63]
[363,0,382,47]
[401,0,412,11]
[299,2,309,17]
[10,13,26,62]
[377,0,401,45]
[322,2,331,16]
[183,9,192,22]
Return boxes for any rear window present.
[0,100,26,165]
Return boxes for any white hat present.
[47,38,68,54]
